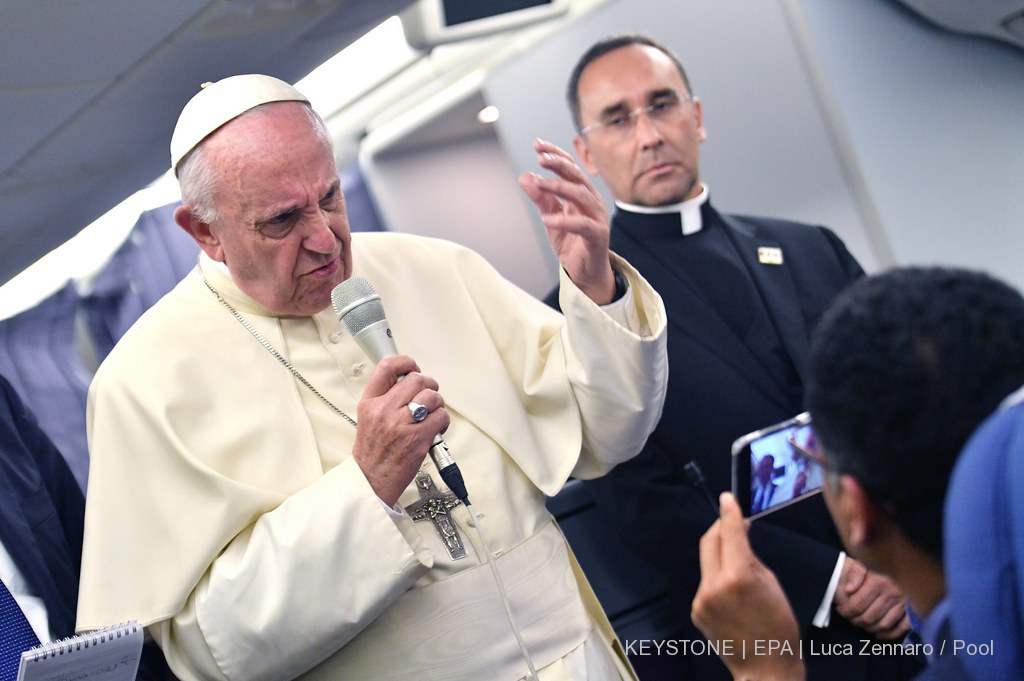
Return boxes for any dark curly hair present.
[807,266,1024,563]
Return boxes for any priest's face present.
[573,44,705,207]
[187,102,353,316]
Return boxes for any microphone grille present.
[331,277,386,334]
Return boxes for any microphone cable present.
[464,500,539,681]
[684,460,720,515]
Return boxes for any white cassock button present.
[351,362,366,376]
[329,330,344,343]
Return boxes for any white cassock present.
[78,233,668,681]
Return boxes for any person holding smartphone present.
[693,266,1024,681]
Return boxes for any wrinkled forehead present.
[577,45,688,116]
[204,108,339,218]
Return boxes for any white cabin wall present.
[794,0,1024,291]
[359,127,556,297]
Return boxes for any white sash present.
[299,520,593,680]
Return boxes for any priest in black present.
[520,34,922,681]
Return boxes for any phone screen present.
[732,412,824,518]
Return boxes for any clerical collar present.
[198,252,280,317]
[615,183,709,236]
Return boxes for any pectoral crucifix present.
[404,471,467,560]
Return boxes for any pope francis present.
[76,74,668,681]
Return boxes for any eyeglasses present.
[580,92,694,139]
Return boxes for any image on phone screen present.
[732,413,824,518]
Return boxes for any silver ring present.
[408,401,428,423]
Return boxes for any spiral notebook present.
[16,620,142,681]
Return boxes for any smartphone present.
[731,412,824,518]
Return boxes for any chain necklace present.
[198,266,357,429]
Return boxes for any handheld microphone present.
[331,277,470,506]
